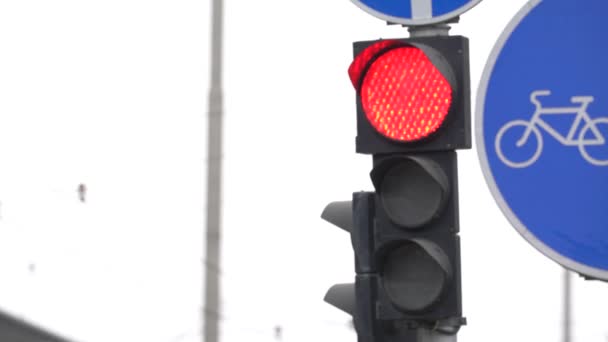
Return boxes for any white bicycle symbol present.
[495,90,608,168]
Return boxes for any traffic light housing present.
[370,152,462,321]
[351,36,470,154]
[323,154,462,330]
[323,34,470,341]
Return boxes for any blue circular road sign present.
[477,0,608,280]
[351,0,483,26]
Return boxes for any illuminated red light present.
[356,45,453,142]
[348,40,401,89]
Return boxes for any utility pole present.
[204,0,223,342]
[563,269,571,342]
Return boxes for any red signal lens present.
[360,46,452,142]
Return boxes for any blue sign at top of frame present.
[351,0,483,26]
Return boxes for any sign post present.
[477,0,608,281]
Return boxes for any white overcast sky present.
[0,1,606,342]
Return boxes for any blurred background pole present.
[563,269,571,342]
[205,0,223,341]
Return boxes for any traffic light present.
[350,36,470,153]
[323,35,470,341]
